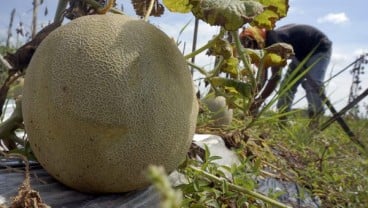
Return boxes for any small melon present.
[202,96,233,127]
[22,14,198,193]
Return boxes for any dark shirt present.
[265,24,332,61]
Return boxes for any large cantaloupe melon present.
[22,14,198,193]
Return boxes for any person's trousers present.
[276,48,332,117]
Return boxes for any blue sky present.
[1,0,367,113]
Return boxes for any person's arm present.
[259,67,281,100]
[250,67,281,114]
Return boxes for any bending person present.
[240,24,332,124]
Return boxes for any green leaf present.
[163,0,192,13]
[208,155,222,161]
[221,57,239,78]
[176,19,192,45]
[264,42,294,58]
[251,0,289,29]
[262,53,285,69]
[221,179,229,193]
[260,0,289,17]
[204,144,211,162]
[207,38,233,59]
[210,77,252,98]
[193,180,201,191]
[262,42,293,68]
[191,0,264,31]
[243,48,262,65]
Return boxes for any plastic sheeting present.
[0,163,160,208]
[258,177,320,208]
[0,134,320,208]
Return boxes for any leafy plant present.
[175,145,291,208]
[167,0,292,129]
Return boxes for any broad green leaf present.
[263,42,294,68]
[207,38,239,78]
[264,42,294,59]
[224,86,240,95]
[163,0,192,13]
[191,0,264,31]
[241,43,292,69]
[262,53,286,69]
[221,57,239,78]
[210,77,252,98]
[251,0,289,29]
[207,38,233,59]
[243,48,262,65]
[259,0,289,17]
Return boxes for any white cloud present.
[317,12,349,24]
[330,52,351,69]
[287,6,305,16]
[353,48,368,57]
